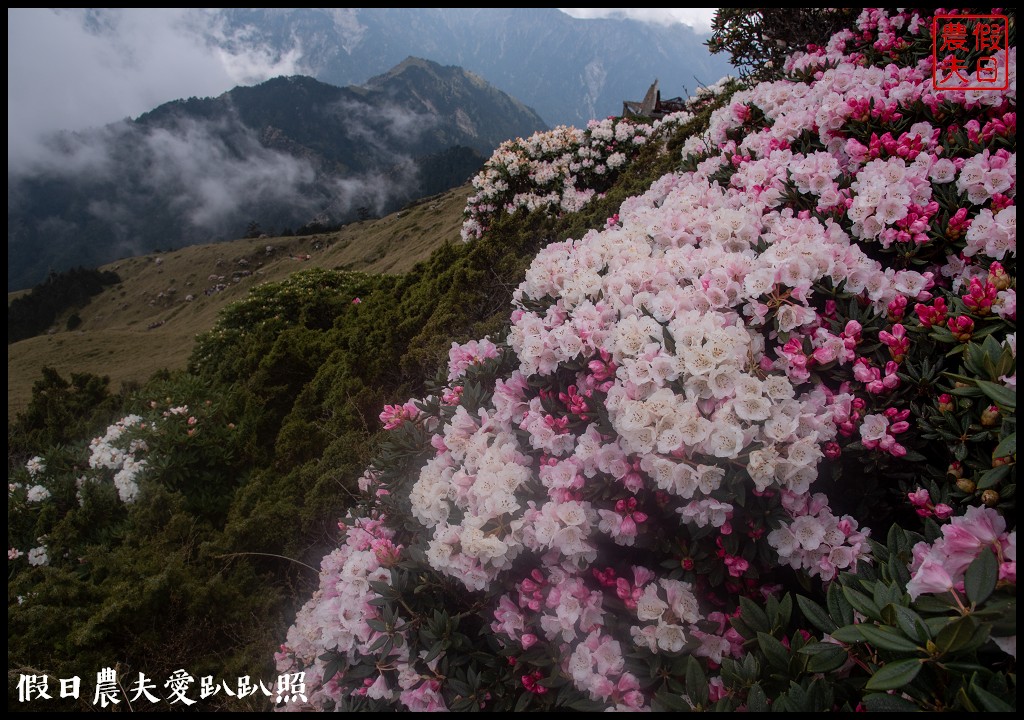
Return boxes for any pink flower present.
[378,401,421,430]
[907,488,930,507]
[400,680,447,711]
[906,557,955,599]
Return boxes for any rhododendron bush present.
[276,9,1015,712]
[460,80,735,243]
[8,400,234,569]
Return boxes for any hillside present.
[7,185,471,417]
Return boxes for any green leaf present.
[976,464,1010,490]
[423,641,444,664]
[842,586,882,621]
[537,674,568,688]
[757,631,790,672]
[873,581,903,610]
[322,658,342,684]
[866,658,924,691]
[764,593,793,629]
[949,385,984,398]
[935,616,978,654]
[975,380,1016,410]
[886,524,906,554]
[829,625,865,644]
[914,594,958,614]
[863,692,923,712]
[514,692,532,712]
[367,633,390,652]
[858,624,923,653]
[568,699,607,711]
[799,642,850,673]
[746,683,769,713]
[973,596,1017,633]
[889,605,930,643]
[739,596,771,634]
[971,682,1015,712]
[729,614,756,640]
[964,550,998,605]
[652,690,689,712]
[901,449,927,463]
[956,686,980,712]
[827,582,854,626]
[797,595,837,634]
[685,658,708,707]
[993,431,1015,458]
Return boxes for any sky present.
[7,8,307,170]
[559,8,716,29]
[7,8,717,171]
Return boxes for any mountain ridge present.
[214,8,733,127]
[8,58,545,291]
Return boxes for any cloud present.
[558,8,718,32]
[7,8,307,172]
[7,111,324,273]
[136,116,319,231]
[8,96,433,279]
[331,97,439,151]
[329,156,422,217]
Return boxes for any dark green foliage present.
[8,372,284,711]
[8,266,121,343]
[722,526,1016,712]
[8,367,118,455]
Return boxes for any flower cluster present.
[274,515,422,710]
[85,414,150,503]
[461,78,737,243]
[907,505,1015,602]
[280,8,1015,712]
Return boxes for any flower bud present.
[992,454,1012,468]
[946,462,963,480]
[946,315,974,342]
[988,262,1011,291]
[981,489,1000,507]
[980,404,1001,427]
[955,477,976,494]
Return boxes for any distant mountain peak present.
[7,58,545,291]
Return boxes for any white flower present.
[28,546,49,567]
[654,621,687,653]
[26,485,50,503]
[791,515,827,551]
[25,456,45,477]
[859,413,889,442]
[635,585,668,622]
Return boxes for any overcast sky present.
[559,8,716,29]
[8,8,717,170]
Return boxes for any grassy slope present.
[7,186,472,418]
